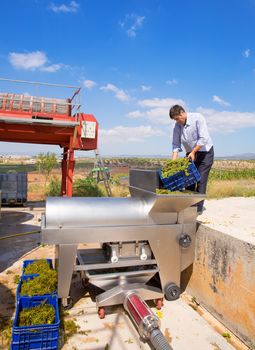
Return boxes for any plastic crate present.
[11,296,60,350]
[22,259,53,276]
[159,161,201,191]
[16,275,57,301]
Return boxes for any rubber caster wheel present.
[62,297,73,310]
[155,298,164,310]
[164,283,181,301]
[98,307,105,319]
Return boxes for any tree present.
[36,153,58,182]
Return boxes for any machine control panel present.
[81,120,96,139]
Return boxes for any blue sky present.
[0,0,255,157]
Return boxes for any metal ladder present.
[94,149,112,197]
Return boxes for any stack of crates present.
[159,161,201,191]
[11,259,59,350]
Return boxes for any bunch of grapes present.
[162,158,190,178]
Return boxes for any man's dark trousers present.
[186,146,214,212]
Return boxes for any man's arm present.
[172,124,182,159]
[187,145,202,161]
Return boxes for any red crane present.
[0,79,98,197]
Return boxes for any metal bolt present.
[179,234,192,248]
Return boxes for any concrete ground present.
[199,197,255,245]
[0,198,254,349]
[0,202,43,271]
[61,292,240,350]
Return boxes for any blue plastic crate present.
[22,259,53,276]
[183,161,201,187]
[11,295,60,350]
[159,161,201,191]
[16,275,57,302]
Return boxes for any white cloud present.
[119,14,145,38]
[141,85,152,92]
[212,95,230,107]
[83,80,97,89]
[166,79,178,85]
[126,110,145,119]
[145,107,172,124]
[128,107,173,125]
[100,83,131,102]
[126,97,187,125]
[9,51,64,73]
[100,125,164,143]
[242,49,251,58]
[138,97,186,108]
[41,64,62,72]
[9,51,47,70]
[49,1,79,13]
[197,107,255,133]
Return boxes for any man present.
[169,105,214,214]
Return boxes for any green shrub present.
[46,177,61,196]
[73,178,104,197]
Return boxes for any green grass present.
[209,168,255,180]
[0,163,37,173]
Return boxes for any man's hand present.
[188,151,196,161]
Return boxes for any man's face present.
[173,111,187,125]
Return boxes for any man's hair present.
[169,105,185,119]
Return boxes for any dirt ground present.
[27,166,130,200]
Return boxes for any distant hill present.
[216,153,255,160]
[113,154,255,160]
[1,153,255,160]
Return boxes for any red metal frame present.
[0,93,98,197]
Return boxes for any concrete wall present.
[181,224,255,349]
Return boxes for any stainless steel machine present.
[41,169,204,349]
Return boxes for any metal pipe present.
[0,77,80,89]
[124,292,172,350]
[150,329,174,350]
[0,94,80,106]
[0,116,79,127]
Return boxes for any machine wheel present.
[164,283,181,301]
[98,307,105,319]
[62,297,74,310]
[155,298,164,310]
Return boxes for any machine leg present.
[57,244,78,299]
[61,147,68,196]
[67,148,75,197]
[62,296,74,310]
